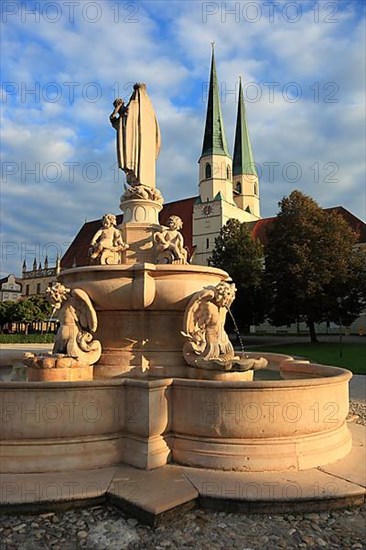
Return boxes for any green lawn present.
[249,343,366,374]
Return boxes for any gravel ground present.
[348,401,366,425]
[1,503,365,550]
[1,401,365,550]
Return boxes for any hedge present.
[0,334,55,344]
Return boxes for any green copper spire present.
[200,44,230,159]
[233,76,257,176]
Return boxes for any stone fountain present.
[1,83,363,519]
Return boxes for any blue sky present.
[1,0,365,276]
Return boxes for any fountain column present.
[119,197,162,264]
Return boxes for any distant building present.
[0,274,22,302]
[21,256,61,297]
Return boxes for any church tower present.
[193,45,234,265]
[198,44,233,204]
[232,77,260,218]
[192,51,261,266]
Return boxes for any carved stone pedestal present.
[186,367,254,381]
[119,198,163,264]
[120,223,161,264]
[24,354,93,382]
[120,198,162,225]
[27,365,93,382]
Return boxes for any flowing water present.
[228,308,245,353]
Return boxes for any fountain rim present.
[59,263,230,277]
[0,362,352,389]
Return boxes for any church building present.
[60,48,365,281]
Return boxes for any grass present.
[0,333,55,344]
[249,343,366,374]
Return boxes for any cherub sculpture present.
[47,283,102,366]
[89,214,129,265]
[154,215,188,264]
[181,281,267,371]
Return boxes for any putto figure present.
[89,214,129,265]
[47,283,102,366]
[110,83,161,189]
[182,281,267,371]
[154,215,188,264]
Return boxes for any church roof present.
[200,45,230,159]
[247,206,366,246]
[233,77,257,176]
[61,203,365,269]
[61,196,198,269]
[324,206,366,243]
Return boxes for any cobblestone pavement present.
[1,402,365,550]
[1,502,365,550]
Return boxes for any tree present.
[209,219,266,331]
[0,296,54,334]
[9,299,42,334]
[265,190,366,342]
[0,301,14,333]
[320,225,366,328]
[28,295,53,322]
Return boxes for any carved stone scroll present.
[181,281,267,372]
[47,283,102,366]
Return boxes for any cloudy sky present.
[1,0,365,276]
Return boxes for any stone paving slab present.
[319,423,366,488]
[178,465,365,502]
[108,464,198,524]
[348,421,366,446]
[0,468,116,507]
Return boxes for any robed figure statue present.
[110,83,161,189]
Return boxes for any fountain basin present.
[172,359,352,471]
[0,354,352,473]
[58,263,228,311]
[58,263,230,376]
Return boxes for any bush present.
[0,334,55,344]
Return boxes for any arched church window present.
[254,182,258,195]
[206,238,210,249]
[236,181,242,194]
[226,165,231,180]
[205,163,211,179]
